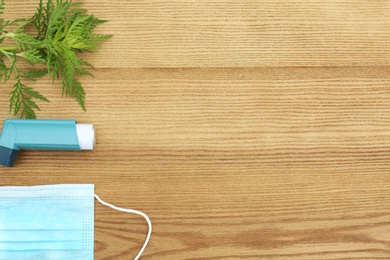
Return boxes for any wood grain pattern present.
[1,1,390,259]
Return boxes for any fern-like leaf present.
[9,73,48,119]
[0,0,110,118]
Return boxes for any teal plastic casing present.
[0,119,81,150]
[0,119,82,167]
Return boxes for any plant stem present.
[0,46,19,52]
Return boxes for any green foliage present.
[0,0,111,118]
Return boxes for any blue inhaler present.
[0,119,95,167]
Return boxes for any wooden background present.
[1,1,390,259]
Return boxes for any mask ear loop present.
[94,194,152,260]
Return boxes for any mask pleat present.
[0,240,82,250]
[0,184,94,259]
[0,229,83,242]
[0,250,91,260]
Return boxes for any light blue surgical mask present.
[0,184,152,260]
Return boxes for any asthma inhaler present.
[0,119,95,167]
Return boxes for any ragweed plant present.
[0,0,111,118]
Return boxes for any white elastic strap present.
[94,194,152,260]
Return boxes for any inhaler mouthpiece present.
[76,124,95,150]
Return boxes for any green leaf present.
[73,78,86,111]
[11,32,43,50]
[17,49,46,65]
[0,0,110,118]
[24,86,49,102]
[21,68,48,81]
[33,0,46,40]
[9,82,48,119]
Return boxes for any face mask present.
[0,184,152,260]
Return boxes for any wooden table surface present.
[1,1,390,259]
